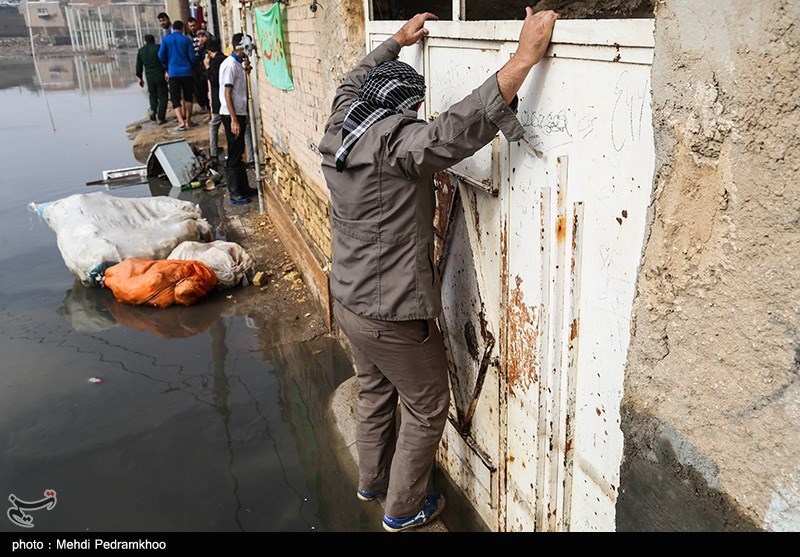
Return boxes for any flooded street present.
[0,52,383,532]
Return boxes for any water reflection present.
[0,52,138,93]
[59,281,230,339]
[0,307,379,531]
[108,296,225,339]
[263,336,378,531]
[58,280,226,338]
[204,324,368,531]
[63,4,164,51]
[0,49,382,531]
[58,283,117,332]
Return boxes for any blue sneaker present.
[382,493,446,532]
[356,488,386,502]
[229,196,251,205]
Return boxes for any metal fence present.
[64,3,164,51]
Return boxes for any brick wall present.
[261,141,331,261]
[253,2,327,258]
[215,1,365,323]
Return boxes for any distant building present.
[18,0,68,39]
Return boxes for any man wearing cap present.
[319,8,559,532]
[219,32,258,204]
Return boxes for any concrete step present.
[330,374,448,532]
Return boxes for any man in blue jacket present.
[158,20,196,131]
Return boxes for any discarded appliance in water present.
[146,139,217,190]
[85,166,148,188]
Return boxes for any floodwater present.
[0,52,385,532]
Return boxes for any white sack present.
[34,192,213,286]
[168,240,255,289]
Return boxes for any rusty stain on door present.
[366,16,656,531]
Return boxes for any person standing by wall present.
[319,8,559,532]
[187,16,199,45]
[194,28,211,117]
[241,46,255,168]
[158,20,196,131]
[157,12,172,37]
[219,32,258,204]
[136,34,168,125]
[204,37,226,164]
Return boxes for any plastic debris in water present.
[180,181,204,191]
[89,377,104,383]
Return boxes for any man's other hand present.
[392,12,438,47]
[138,77,144,88]
[231,117,240,137]
[515,8,560,67]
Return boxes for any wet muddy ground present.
[0,52,384,532]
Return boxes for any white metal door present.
[365,18,655,531]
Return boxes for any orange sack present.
[103,258,218,308]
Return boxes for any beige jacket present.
[319,38,525,321]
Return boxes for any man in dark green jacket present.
[136,34,168,124]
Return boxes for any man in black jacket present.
[204,37,226,164]
[189,21,210,114]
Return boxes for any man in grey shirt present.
[319,8,559,532]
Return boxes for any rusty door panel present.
[437,419,495,526]
[365,18,655,531]
[507,48,654,531]
[437,196,498,527]
[456,183,505,462]
[439,198,494,434]
[434,170,503,530]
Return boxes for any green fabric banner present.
[255,4,294,91]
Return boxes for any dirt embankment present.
[223,209,329,349]
[128,114,226,164]
[126,113,326,349]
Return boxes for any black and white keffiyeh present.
[335,60,426,172]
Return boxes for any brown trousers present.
[333,301,450,518]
